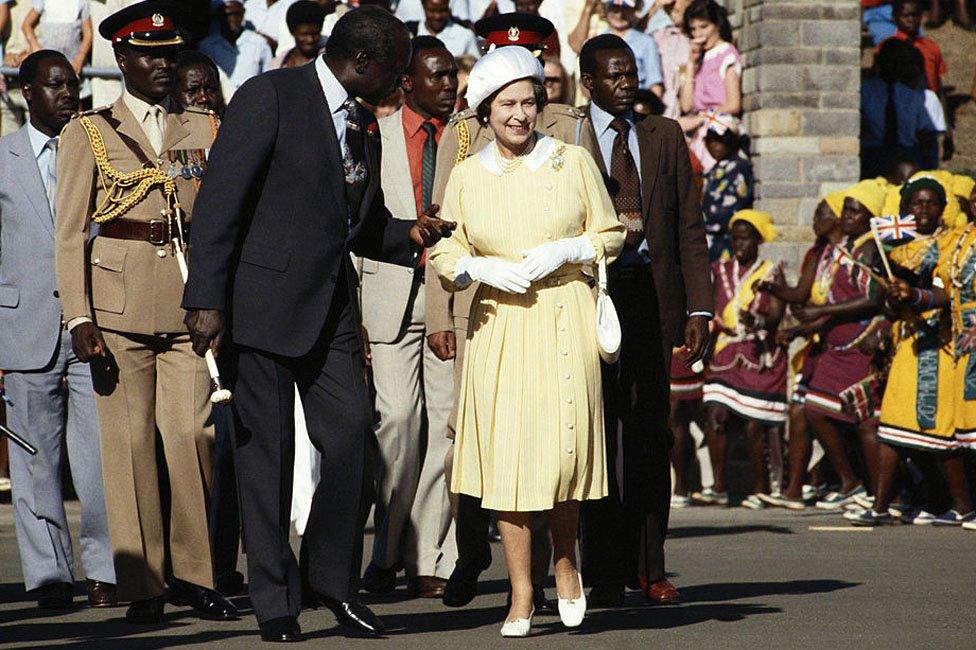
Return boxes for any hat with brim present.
[465,46,544,112]
[99,0,183,47]
[729,209,777,243]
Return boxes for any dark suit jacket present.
[585,109,713,347]
[183,63,415,357]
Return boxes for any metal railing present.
[0,66,122,79]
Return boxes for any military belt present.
[98,217,188,246]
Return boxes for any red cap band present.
[112,15,175,41]
[484,29,544,46]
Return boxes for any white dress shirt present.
[122,91,171,154]
[417,21,480,59]
[314,54,351,153]
[26,121,58,211]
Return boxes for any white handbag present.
[595,258,621,365]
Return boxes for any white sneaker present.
[962,519,976,530]
[500,607,534,637]
[557,572,586,628]
[911,510,937,525]
[671,495,692,508]
[843,506,867,521]
[740,494,766,510]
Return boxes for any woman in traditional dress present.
[758,192,846,509]
[698,210,786,509]
[430,47,625,636]
[853,176,974,525]
[792,180,888,510]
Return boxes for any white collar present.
[703,41,732,62]
[589,102,634,136]
[476,133,556,176]
[314,54,350,114]
[26,122,56,159]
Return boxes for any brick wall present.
[724,0,862,272]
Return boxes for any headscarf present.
[952,174,975,199]
[899,176,946,206]
[905,170,963,227]
[464,46,544,112]
[824,188,848,218]
[729,209,777,243]
[843,178,888,217]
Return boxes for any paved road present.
[1,501,973,649]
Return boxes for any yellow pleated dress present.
[430,136,625,511]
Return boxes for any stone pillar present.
[730,0,862,268]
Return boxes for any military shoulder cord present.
[454,119,469,164]
[78,115,181,225]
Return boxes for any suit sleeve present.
[55,119,97,323]
[424,124,463,334]
[672,120,714,315]
[182,75,278,311]
[349,181,417,266]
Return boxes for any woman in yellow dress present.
[430,47,624,635]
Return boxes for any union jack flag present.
[870,214,918,242]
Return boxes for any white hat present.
[465,46,544,112]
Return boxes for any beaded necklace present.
[948,223,976,289]
[718,258,763,331]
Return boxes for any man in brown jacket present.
[576,33,712,608]
[54,0,235,624]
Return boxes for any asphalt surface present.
[0,500,973,649]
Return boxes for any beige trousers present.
[91,331,216,601]
[370,284,457,578]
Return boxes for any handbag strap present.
[598,258,608,294]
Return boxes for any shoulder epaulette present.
[448,107,477,126]
[548,103,586,120]
[182,104,217,117]
[73,105,112,119]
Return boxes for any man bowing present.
[182,7,454,643]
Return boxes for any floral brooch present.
[550,145,567,171]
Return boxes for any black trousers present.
[580,265,673,588]
[209,404,241,584]
[227,270,374,623]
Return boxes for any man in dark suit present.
[182,7,454,643]
[577,34,713,608]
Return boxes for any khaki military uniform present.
[55,96,220,601]
[425,102,599,438]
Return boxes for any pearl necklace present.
[494,133,536,174]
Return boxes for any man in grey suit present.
[358,36,458,599]
[0,50,115,610]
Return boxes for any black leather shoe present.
[125,596,165,623]
[360,562,397,594]
[588,583,625,608]
[215,571,246,597]
[442,559,490,608]
[320,596,386,636]
[169,579,239,620]
[260,616,302,642]
[35,582,74,610]
[86,579,117,608]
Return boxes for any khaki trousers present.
[91,330,216,600]
[370,283,457,578]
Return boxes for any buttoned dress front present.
[430,136,625,511]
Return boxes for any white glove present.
[455,256,532,294]
[519,235,596,282]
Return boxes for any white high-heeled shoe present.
[500,607,534,637]
[557,571,586,628]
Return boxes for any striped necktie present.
[420,121,437,213]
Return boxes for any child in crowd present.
[602,0,664,95]
[696,211,787,509]
[700,112,752,261]
[677,0,741,172]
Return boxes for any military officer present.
[424,12,600,609]
[54,0,236,624]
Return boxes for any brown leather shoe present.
[407,576,447,599]
[87,579,118,608]
[641,578,681,605]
